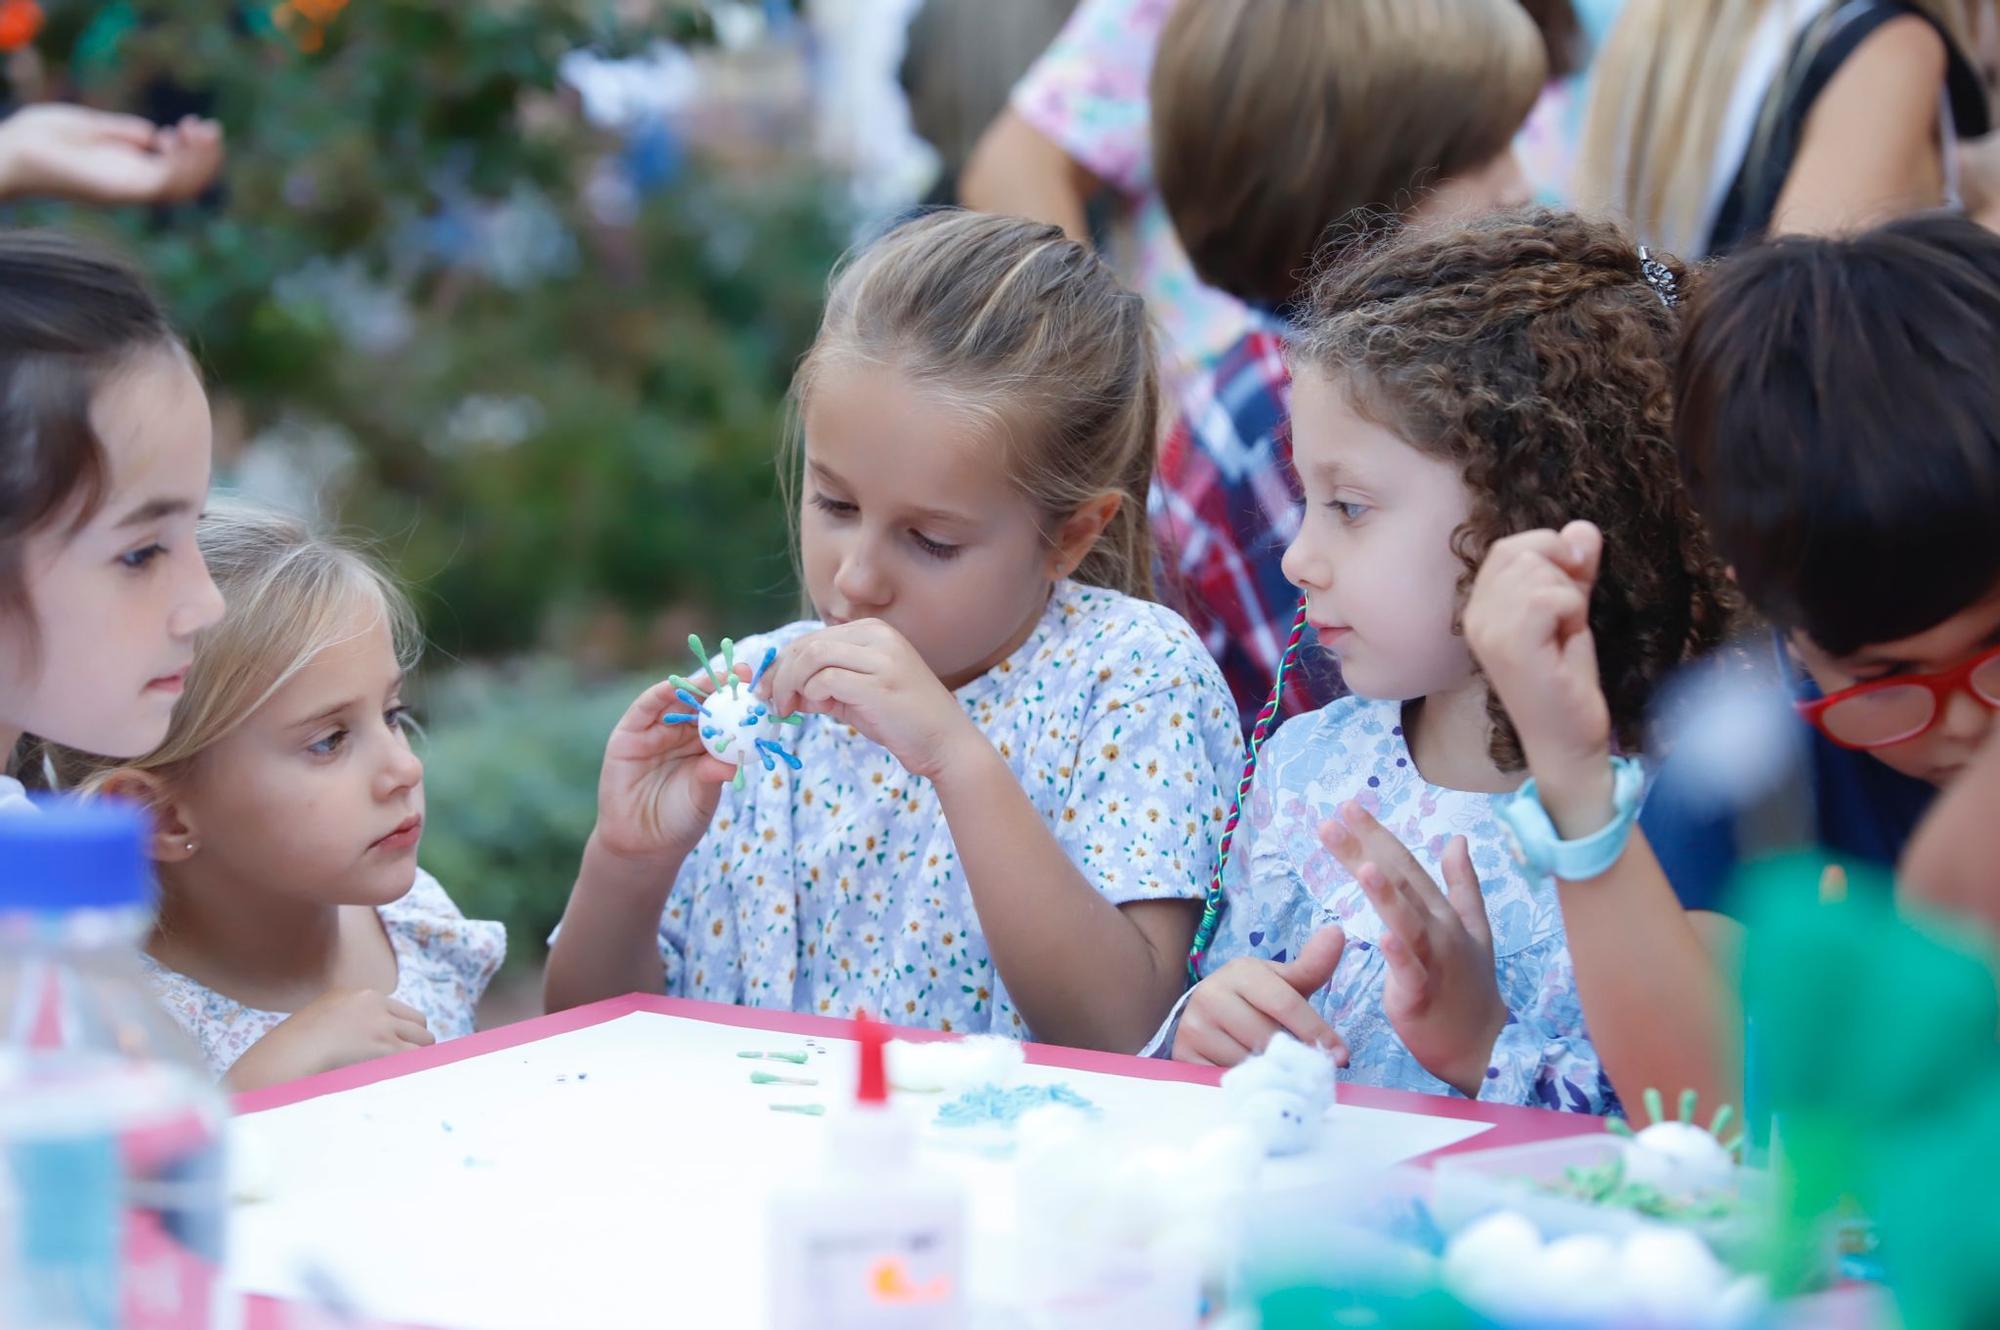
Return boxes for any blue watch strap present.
[1494,755,1647,882]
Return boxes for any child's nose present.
[833,543,891,609]
[376,738,424,799]
[1281,532,1325,592]
[174,557,226,638]
[1936,685,1994,749]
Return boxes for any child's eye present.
[386,705,414,732]
[1329,500,1370,522]
[118,543,168,570]
[911,531,961,561]
[307,727,348,757]
[810,493,857,517]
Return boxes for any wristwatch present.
[1494,755,1647,882]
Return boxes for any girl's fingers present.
[1336,803,1449,917]
[1353,862,1436,968]
[386,998,428,1025]
[765,634,879,716]
[1184,1002,1264,1067]
[1239,967,1348,1063]
[1181,1024,1255,1067]
[616,678,698,736]
[393,1019,436,1048]
[796,665,881,713]
[1378,928,1430,993]
[1440,836,1493,951]
[1557,519,1603,583]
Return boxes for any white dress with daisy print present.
[657,580,1243,1038]
[141,870,505,1079]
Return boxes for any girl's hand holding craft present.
[762,620,984,784]
[594,671,742,864]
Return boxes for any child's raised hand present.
[761,620,982,783]
[1465,521,1616,814]
[593,673,741,864]
[225,989,434,1091]
[1171,926,1351,1068]
[1320,804,1507,1098]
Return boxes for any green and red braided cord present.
[1185,596,1310,983]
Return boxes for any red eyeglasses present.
[1796,642,2000,750]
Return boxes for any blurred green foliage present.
[414,664,643,968]
[16,0,838,659]
[9,1,843,966]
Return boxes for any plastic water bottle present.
[0,802,228,1329]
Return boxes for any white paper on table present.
[226,1011,1489,1330]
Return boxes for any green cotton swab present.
[1679,1088,1698,1124]
[690,634,721,693]
[751,1071,818,1087]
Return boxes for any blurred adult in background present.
[0,103,222,206]
[1578,0,1993,257]
[898,0,1076,209]
[961,0,1250,377]
[961,0,1611,380]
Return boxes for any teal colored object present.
[1738,853,2000,1329]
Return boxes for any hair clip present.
[1637,246,1679,309]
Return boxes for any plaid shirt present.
[1151,319,1345,733]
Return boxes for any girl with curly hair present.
[1159,209,1734,1114]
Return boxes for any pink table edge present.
[236,991,1604,1165]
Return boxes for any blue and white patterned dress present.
[143,870,505,1079]
[655,581,1244,1039]
[1194,695,1615,1112]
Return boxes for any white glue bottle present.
[767,1015,966,1330]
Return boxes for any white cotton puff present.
[1219,1033,1338,1157]
[886,1036,1025,1093]
[1443,1210,1765,1329]
[1442,1211,1545,1317]
[1624,1120,1735,1189]
[227,1119,278,1205]
[1616,1226,1731,1322]
[697,683,785,768]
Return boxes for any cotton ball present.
[1442,1211,1545,1315]
[227,1120,278,1204]
[697,684,780,767]
[1219,1033,1337,1156]
[1624,1120,1733,1188]
[1535,1234,1625,1322]
[887,1036,1025,1093]
[1615,1226,1730,1323]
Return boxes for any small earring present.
[184,842,196,853]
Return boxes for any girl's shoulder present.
[383,869,507,996]
[1258,694,1404,774]
[1043,582,1231,695]
[136,952,271,1077]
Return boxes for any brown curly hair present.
[1291,206,1737,767]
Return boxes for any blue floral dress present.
[1191,696,1615,1112]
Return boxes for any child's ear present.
[1048,492,1123,581]
[94,770,198,864]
